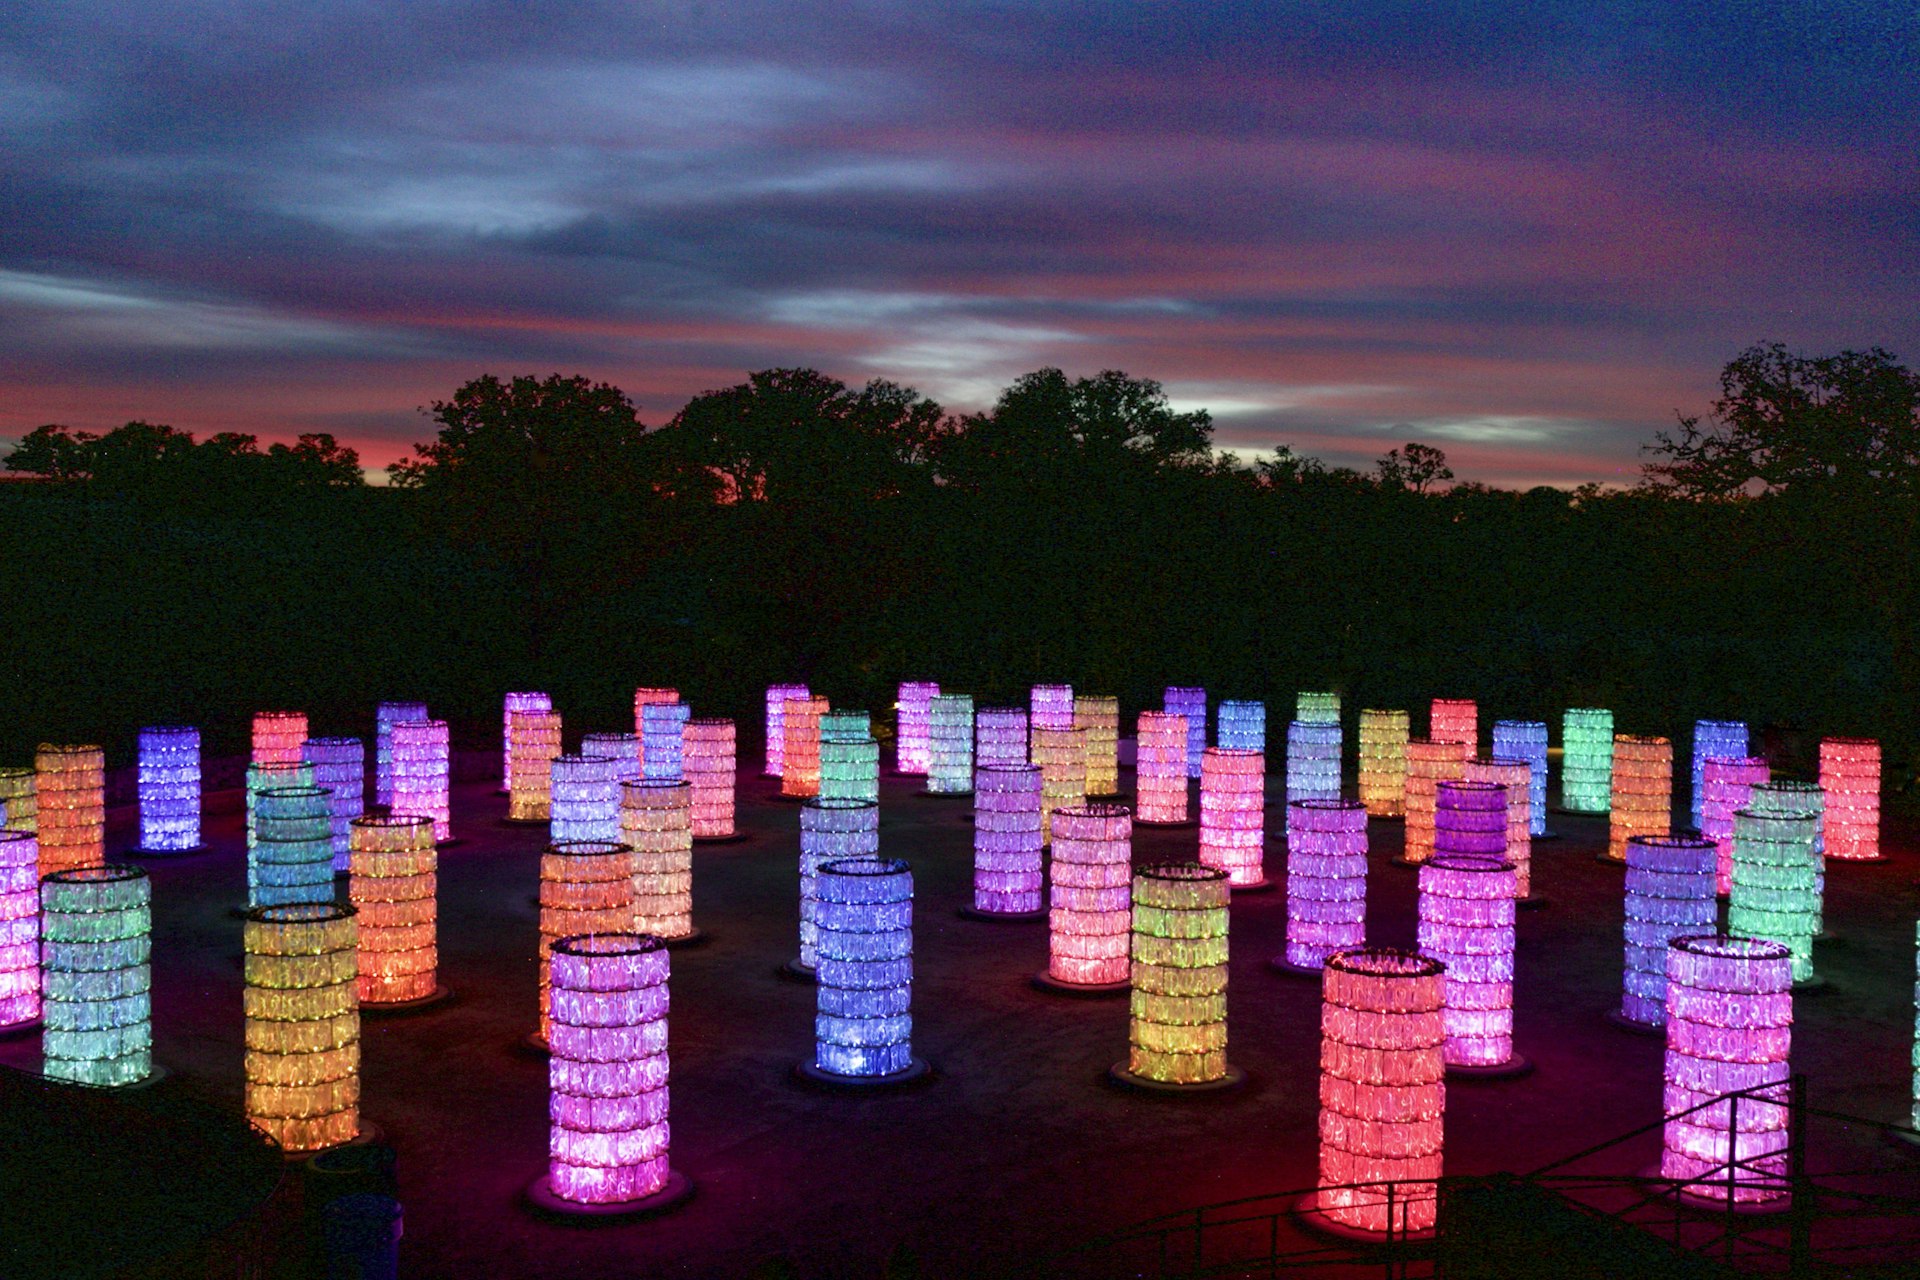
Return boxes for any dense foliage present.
[3,349,1913,790]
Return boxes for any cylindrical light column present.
[1285,720,1341,805]
[974,706,1028,770]
[348,814,440,1007]
[253,785,336,909]
[1701,756,1769,895]
[1607,735,1672,862]
[1112,862,1238,1089]
[1297,691,1340,725]
[1401,739,1468,866]
[968,764,1043,920]
[1163,687,1207,778]
[1199,747,1266,889]
[550,754,621,844]
[780,696,828,799]
[1135,711,1190,825]
[1029,683,1075,733]
[819,714,879,806]
[1616,836,1716,1031]
[684,719,737,841]
[895,681,940,775]
[1416,854,1523,1074]
[136,726,203,855]
[534,933,689,1214]
[926,695,975,795]
[252,711,308,766]
[1036,804,1132,993]
[1660,935,1793,1205]
[1819,737,1881,862]
[0,830,38,1031]
[1357,709,1409,819]
[765,683,810,778]
[1279,799,1367,973]
[41,864,152,1086]
[793,798,878,976]
[378,700,429,806]
[1217,700,1266,753]
[1074,695,1121,799]
[802,857,927,1085]
[243,902,360,1154]
[537,841,634,1044]
[36,744,105,879]
[1727,806,1821,985]
[1690,720,1748,830]
[508,710,564,822]
[1429,699,1478,756]
[1434,780,1507,869]
[640,702,691,783]
[1561,709,1614,812]
[1490,721,1549,838]
[631,688,679,777]
[1308,948,1445,1237]
[1031,726,1087,846]
[1750,782,1827,938]
[581,732,643,785]
[303,737,364,873]
[622,780,696,943]
[1460,761,1533,899]
[391,719,452,844]
[246,761,313,904]
[0,768,37,833]
[497,694,546,796]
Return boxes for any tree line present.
[3,346,1914,794]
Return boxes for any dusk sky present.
[3,2,1915,486]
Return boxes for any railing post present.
[1725,1091,1738,1265]
[1788,1073,1811,1269]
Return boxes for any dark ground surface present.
[4,764,1917,1279]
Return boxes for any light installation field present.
[8,659,1917,1272]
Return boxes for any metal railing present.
[1041,1076,1920,1279]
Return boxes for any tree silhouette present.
[1375,442,1454,493]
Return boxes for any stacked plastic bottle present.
[1135,711,1189,824]
[1199,748,1265,888]
[1357,709,1409,818]
[1282,799,1367,970]
[971,765,1043,915]
[1044,804,1132,987]
[1489,720,1549,838]
[1617,836,1717,1029]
